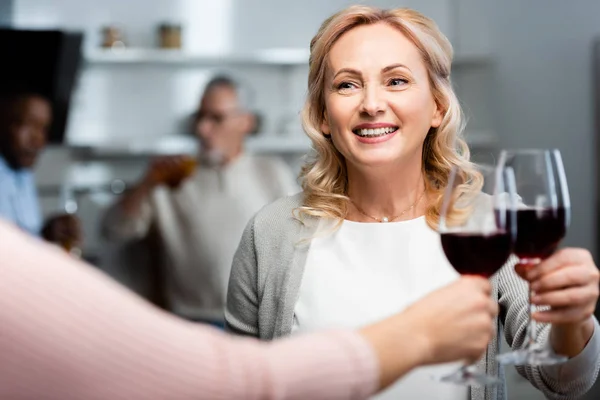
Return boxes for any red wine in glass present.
[441,232,512,277]
[513,207,567,261]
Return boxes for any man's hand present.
[41,214,82,251]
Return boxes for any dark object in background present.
[0,28,83,144]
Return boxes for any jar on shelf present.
[101,26,126,48]
[158,23,182,49]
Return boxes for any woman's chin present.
[351,153,403,169]
[347,147,422,170]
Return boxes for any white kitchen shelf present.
[85,48,493,68]
[85,48,311,67]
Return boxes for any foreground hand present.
[404,276,498,365]
[517,248,599,326]
[359,277,498,389]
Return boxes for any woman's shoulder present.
[248,191,320,246]
[253,191,305,227]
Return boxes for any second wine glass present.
[496,149,571,366]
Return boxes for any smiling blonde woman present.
[225,6,600,400]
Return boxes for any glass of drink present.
[437,164,514,386]
[495,149,570,366]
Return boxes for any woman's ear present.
[431,104,443,128]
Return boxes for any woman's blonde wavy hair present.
[296,5,482,229]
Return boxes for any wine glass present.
[496,149,570,366]
[437,164,514,386]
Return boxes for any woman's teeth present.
[353,127,398,137]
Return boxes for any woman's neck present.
[346,160,427,222]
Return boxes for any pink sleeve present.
[0,220,378,400]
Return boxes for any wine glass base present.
[436,365,500,387]
[496,346,568,366]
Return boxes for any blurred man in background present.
[0,86,81,248]
[101,75,299,326]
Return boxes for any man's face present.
[194,85,253,160]
[0,95,51,169]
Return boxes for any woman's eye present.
[336,81,357,91]
[389,78,409,87]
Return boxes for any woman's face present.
[321,22,442,171]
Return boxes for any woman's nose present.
[360,85,386,116]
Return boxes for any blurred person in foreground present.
[0,217,498,400]
[101,75,299,325]
[225,5,600,400]
[0,86,81,250]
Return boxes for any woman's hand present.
[517,248,599,356]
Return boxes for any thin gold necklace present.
[351,191,425,223]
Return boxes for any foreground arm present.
[0,218,497,399]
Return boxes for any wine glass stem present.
[526,282,538,348]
